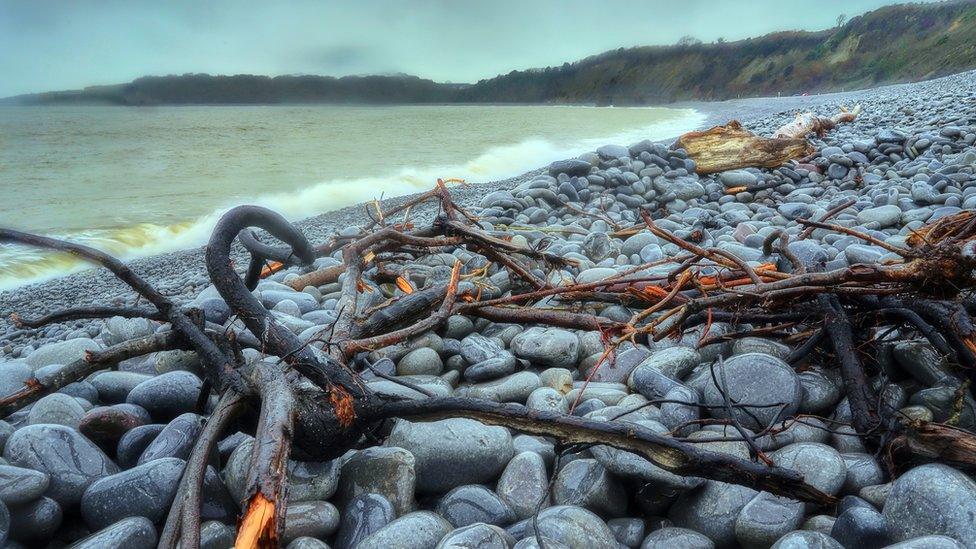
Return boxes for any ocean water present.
[0,104,704,290]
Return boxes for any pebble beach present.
[2,70,976,548]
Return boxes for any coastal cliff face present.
[8,0,976,107]
[461,0,976,104]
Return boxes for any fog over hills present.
[6,0,976,106]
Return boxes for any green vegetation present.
[459,0,976,104]
[8,0,976,106]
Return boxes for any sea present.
[0,104,704,290]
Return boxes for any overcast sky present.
[0,0,940,97]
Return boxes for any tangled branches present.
[3,182,976,548]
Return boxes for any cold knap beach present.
[1,70,976,548]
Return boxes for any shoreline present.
[2,69,973,349]
[3,66,976,547]
[0,104,700,293]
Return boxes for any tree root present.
[3,185,976,547]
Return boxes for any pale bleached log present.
[772,104,862,139]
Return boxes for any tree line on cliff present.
[8,0,976,106]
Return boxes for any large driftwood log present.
[772,105,862,139]
[676,105,861,174]
[675,121,813,174]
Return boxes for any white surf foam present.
[0,108,706,291]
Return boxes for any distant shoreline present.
[7,1,976,109]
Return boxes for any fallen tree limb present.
[285,264,344,291]
[367,397,837,505]
[0,331,187,418]
[888,420,976,473]
[819,294,878,438]
[675,106,861,174]
[235,365,296,548]
[772,105,862,139]
[159,390,247,549]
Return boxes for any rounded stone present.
[24,338,101,370]
[830,505,891,548]
[126,371,202,420]
[526,387,569,414]
[0,500,7,547]
[553,459,627,517]
[7,496,62,544]
[334,493,396,549]
[641,526,715,548]
[607,517,644,547]
[137,412,203,465]
[436,523,514,549]
[0,464,50,505]
[357,511,453,549]
[80,456,184,529]
[288,459,340,503]
[0,361,30,398]
[636,346,701,381]
[78,403,152,449]
[734,492,805,549]
[26,393,86,428]
[337,446,416,515]
[397,347,444,376]
[668,480,758,548]
[703,353,801,431]
[200,520,236,549]
[514,536,571,548]
[385,418,513,494]
[90,371,153,403]
[116,423,165,469]
[883,463,976,546]
[511,327,581,370]
[497,451,550,520]
[464,355,517,382]
[3,423,119,507]
[770,531,843,548]
[771,443,847,496]
[436,485,516,528]
[286,537,331,549]
[68,515,157,549]
[281,500,340,546]
[521,505,617,549]
[883,536,967,548]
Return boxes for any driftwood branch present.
[675,106,861,174]
[4,182,976,548]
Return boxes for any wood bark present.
[676,120,813,174]
[675,106,861,174]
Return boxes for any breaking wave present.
[0,108,705,291]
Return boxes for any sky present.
[0,0,943,97]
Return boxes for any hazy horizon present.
[0,0,944,98]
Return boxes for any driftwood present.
[2,181,975,548]
[676,105,861,174]
[772,105,863,139]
